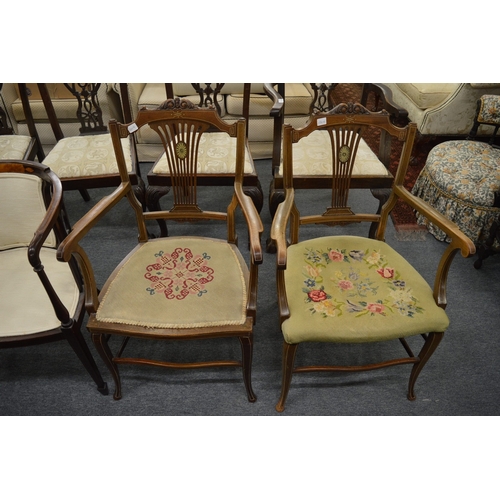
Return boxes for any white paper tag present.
[278,98,284,103]
[128,122,138,133]
[317,117,327,126]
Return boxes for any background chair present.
[0,159,108,395]
[266,83,396,251]
[411,94,500,260]
[0,83,44,161]
[57,98,263,402]
[120,83,264,237]
[24,83,144,206]
[270,103,475,412]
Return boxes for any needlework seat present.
[271,103,475,412]
[412,94,500,246]
[0,160,108,394]
[57,98,263,402]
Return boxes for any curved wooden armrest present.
[361,83,409,121]
[271,188,295,269]
[234,183,263,265]
[263,83,284,118]
[395,186,475,257]
[57,182,131,263]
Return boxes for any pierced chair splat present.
[267,84,395,252]
[270,103,475,412]
[123,83,264,237]
[57,98,264,402]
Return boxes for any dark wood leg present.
[79,188,91,202]
[369,188,391,238]
[239,336,256,402]
[276,342,299,413]
[92,332,122,400]
[63,323,108,394]
[474,218,500,269]
[146,185,171,237]
[407,331,444,401]
[244,181,264,214]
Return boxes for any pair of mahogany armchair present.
[1,86,475,412]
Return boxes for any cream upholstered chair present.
[57,98,263,401]
[270,103,475,412]
[0,159,108,394]
[26,83,143,205]
[412,95,500,256]
[128,83,264,237]
[0,84,43,161]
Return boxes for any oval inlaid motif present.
[339,145,351,163]
[176,141,187,160]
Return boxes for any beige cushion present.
[281,235,449,344]
[278,130,389,176]
[0,172,56,250]
[43,134,132,178]
[0,247,80,337]
[0,135,32,160]
[226,83,313,116]
[12,98,80,122]
[96,237,247,329]
[152,132,255,175]
[394,83,458,109]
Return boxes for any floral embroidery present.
[144,247,213,300]
[301,247,423,318]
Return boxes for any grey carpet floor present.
[2,159,500,416]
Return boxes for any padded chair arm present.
[263,83,284,117]
[361,83,409,122]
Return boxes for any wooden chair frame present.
[57,99,263,401]
[270,103,475,412]
[0,160,108,394]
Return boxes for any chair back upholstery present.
[468,95,500,146]
[0,163,57,250]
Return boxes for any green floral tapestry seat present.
[282,235,449,344]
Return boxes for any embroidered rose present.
[366,251,381,265]
[308,289,328,302]
[377,267,394,279]
[328,250,344,262]
[338,280,354,291]
[366,303,385,314]
[313,300,338,317]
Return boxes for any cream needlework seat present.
[0,160,108,394]
[271,103,475,412]
[412,95,500,251]
[57,98,263,402]
[27,83,142,205]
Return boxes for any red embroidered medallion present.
[144,247,214,300]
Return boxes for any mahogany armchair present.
[57,98,263,402]
[270,103,475,412]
